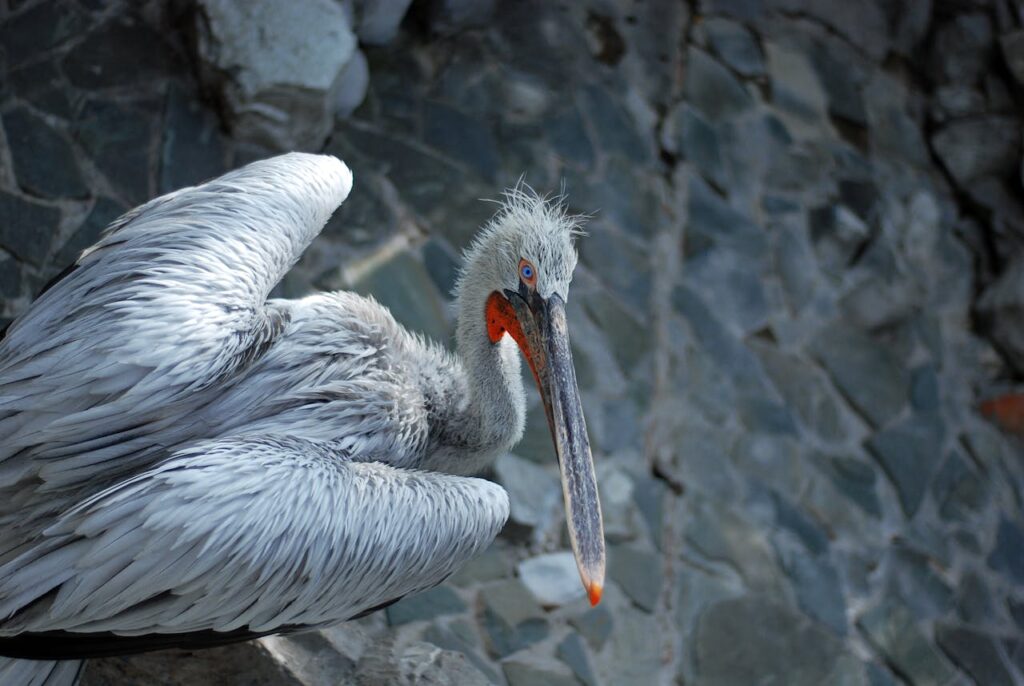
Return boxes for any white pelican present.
[0,153,604,685]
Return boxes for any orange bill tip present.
[587,581,603,607]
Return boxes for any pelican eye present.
[519,259,537,286]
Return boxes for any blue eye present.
[520,264,534,280]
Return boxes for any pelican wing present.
[0,436,509,657]
[0,154,352,491]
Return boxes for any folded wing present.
[0,436,509,657]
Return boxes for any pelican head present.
[456,188,605,606]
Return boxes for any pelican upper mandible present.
[0,153,604,684]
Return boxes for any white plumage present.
[0,153,602,685]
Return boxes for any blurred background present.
[1,0,1024,684]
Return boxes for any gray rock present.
[358,640,491,686]
[425,0,497,34]
[160,85,226,195]
[695,595,845,686]
[480,579,549,658]
[597,465,637,543]
[450,545,513,586]
[683,246,769,335]
[889,0,933,57]
[765,41,829,130]
[865,414,945,518]
[502,653,578,686]
[935,625,1016,686]
[335,48,370,118]
[548,103,596,169]
[350,0,413,45]
[351,249,450,344]
[517,552,586,607]
[753,343,847,441]
[632,474,668,549]
[576,83,652,164]
[773,223,821,315]
[0,256,22,298]
[3,106,87,199]
[569,605,614,651]
[82,641,305,685]
[421,237,460,300]
[813,453,881,518]
[557,633,597,686]
[987,517,1024,585]
[581,290,650,373]
[809,323,909,430]
[7,59,74,120]
[421,623,503,684]
[685,499,784,594]
[385,586,466,625]
[737,394,799,436]
[1001,30,1024,86]
[768,0,889,61]
[856,603,956,686]
[688,174,768,261]
[955,570,994,625]
[704,18,764,77]
[928,13,994,84]
[839,277,919,331]
[672,286,765,389]
[493,452,559,532]
[930,452,986,523]
[608,545,661,612]
[686,47,755,121]
[73,99,155,205]
[887,547,954,619]
[931,117,1020,186]
[977,257,1024,375]
[578,225,651,313]
[677,105,727,189]
[599,603,662,684]
[63,17,176,90]
[0,190,59,267]
[56,196,126,267]
[194,0,357,149]
[808,205,870,274]
[777,545,848,635]
[807,41,866,126]
[0,0,89,68]
[423,100,501,181]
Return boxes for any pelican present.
[0,153,604,685]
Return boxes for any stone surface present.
[358,640,491,685]
[987,518,1024,584]
[704,17,764,77]
[385,586,466,625]
[3,107,87,199]
[517,552,586,607]
[493,452,559,532]
[857,604,956,686]
[935,625,1016,686]
[480,579,549,658]
[194,0,357,149]
[0,190,59,266]
[686,47,755,120]
[608,545,661,612]
[865,414,944,518]
[810,323,909,429]
[557,632,597,686]
[695,596,845,686]
[931,116,1021,185]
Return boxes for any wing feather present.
[0,154,352,494]
[0,436,509,648]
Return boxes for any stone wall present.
[1,0,1024,684]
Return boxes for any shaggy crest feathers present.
[454,183,587,302]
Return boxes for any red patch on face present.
[485,291,540,385]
